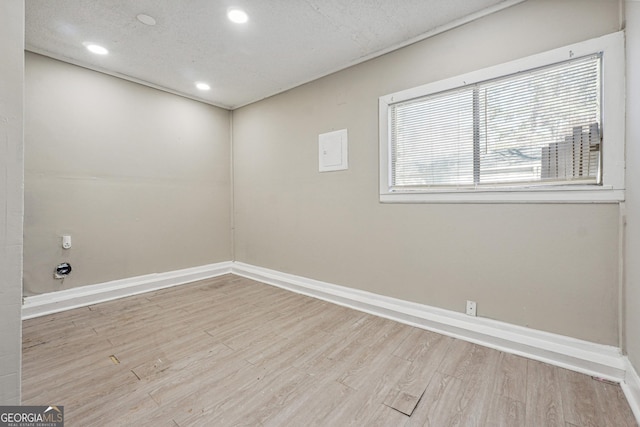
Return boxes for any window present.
[379,32,625,203]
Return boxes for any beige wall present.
[22,0,629,349]
[0,1,24,404]
[232,0,623,345]
[24,53,232,296]
[625,0,640,371]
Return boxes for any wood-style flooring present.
[22,274,638,426]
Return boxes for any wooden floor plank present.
[365,402,410,426]
[558,366,606,427]
[393,328,446,362]
[485,394,526,427]
[405,371,464,427]
[493,351,528,403]
[292,313,384,377]
[147,350,250,408]
[324,355,411,426]
[526,360,564,427]
[337,320,412,391]
[165,361,268,425]
[21,275,637,426]
[248,371,354,427]
[226,367,316,426]
[383,329,452,415]
[592,377,639,427]
[178,366,310,426]
[435,339,502,425]
[243,328,329,368]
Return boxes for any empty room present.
[2,0,640,425]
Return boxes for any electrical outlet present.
[466,300,477,316]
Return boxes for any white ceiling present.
[25,0,521,109]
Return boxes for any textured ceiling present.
[25,0,522,109]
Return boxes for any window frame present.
[379,31,625,203]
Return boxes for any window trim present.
[379,31,625,203]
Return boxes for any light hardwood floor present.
[22,274,637,426]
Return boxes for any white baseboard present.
[622,357,640,422]
[22,262,233,320]
[232,262,627,382]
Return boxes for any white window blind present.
[390,54,602,190]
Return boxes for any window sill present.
[380,187,624,204]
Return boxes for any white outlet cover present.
[466,300,477,316]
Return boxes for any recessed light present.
[84,43,108,55]
[196,82,211,91]
[137,14,156,26]
[227,8,248,24]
